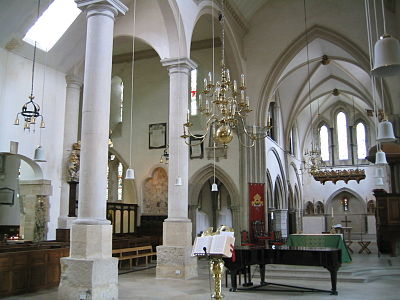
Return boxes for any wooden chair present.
[240,230,255,246]
[270,231,285,246]
[252,221,272,245]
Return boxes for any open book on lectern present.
[191,232,235,258]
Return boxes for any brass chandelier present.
[181,1,269,148]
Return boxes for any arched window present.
[356,122,367,159]
[315,201,324,215]
[119,81,124,122]
[268,102,276,140]
[190,69,197,115]
[117,162,123,201]
[319,125,329,161]
[305,201,314,215]
[337,112,348,160]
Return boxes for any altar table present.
[286,234,352,263]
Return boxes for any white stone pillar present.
[274,209,289,237]
[58,75,82,229]
[58,2,127,300]
[156,58,198,280]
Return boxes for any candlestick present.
[240,74,245,87]
[208,72,212,83]
[233,80,237,93]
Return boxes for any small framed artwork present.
[0,187,15,205]
[190,135,204,159]
[149,123,167,149]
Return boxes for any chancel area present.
[0,0,400,299]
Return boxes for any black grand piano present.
[223,245,341,295]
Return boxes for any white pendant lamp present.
[34,145,46,162]
[375,150,388,165]
[125,168,135,180]
[374,167,385,178]
[377,119,396,142]
[211,182,218,192]
[175,176,183,186]
[125,0,137,181]
[375,177,384,186]
[372,34,400,77]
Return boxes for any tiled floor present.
[4,253,400,300]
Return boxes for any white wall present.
[0,48,66,239]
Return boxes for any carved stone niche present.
[19,179,52,242]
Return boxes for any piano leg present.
[326,266,339,295]
[242,265,253,286]
[259,264,266,285]
[229,270,238,292]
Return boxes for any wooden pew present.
[112,245,156,269]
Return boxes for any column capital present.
[66,75,83,88]
[75,0,128,15]
[161,57,198,74]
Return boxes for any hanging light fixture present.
[377,118,396,142]
[375,149,388,165]
[125,0,136,180]
[302,0,324,176]
[375,177,384,186]
[371,0,400,77]
[181,0,268,148]
[374,167,385,178]
[14,0,45,132]
[365,1,391,168]
[159,145,169,164]
[34,145,46,162]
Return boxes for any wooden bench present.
[112,245,156,269]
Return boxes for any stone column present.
[230,205,241,244]
[58,75,82,230]
[58,2,127,300]
[156,57,198,280]
[274,209,288,237]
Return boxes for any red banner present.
[249,183,265,241]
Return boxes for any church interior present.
[0,0,400,299]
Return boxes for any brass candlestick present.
[210,257,225,299]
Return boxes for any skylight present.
[23,0,81,51]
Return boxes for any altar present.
[287,234,352,263]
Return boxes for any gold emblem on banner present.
[251,193,263,207]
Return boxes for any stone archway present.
[188,164,240,241]
[326,188,367,236]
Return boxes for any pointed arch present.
[188,163,240,239]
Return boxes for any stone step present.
[246,265,367,283]
[246,265,400,283]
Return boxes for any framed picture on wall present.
[149,123,167,149]
[190,135,204,159]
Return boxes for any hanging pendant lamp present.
[34,145,46,162]
[211,183,218,192]
[377,119,396,142]
[125,168,135,180]
[374,167,385,178]
[375,177,384,186]
[372,34,400,77]
[375,150,388,165]
[175,176,183,186]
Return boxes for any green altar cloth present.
[286,234,352,263]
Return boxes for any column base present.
[156,219,198,279]
[156,245,198,279]
[58,257,118,300]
